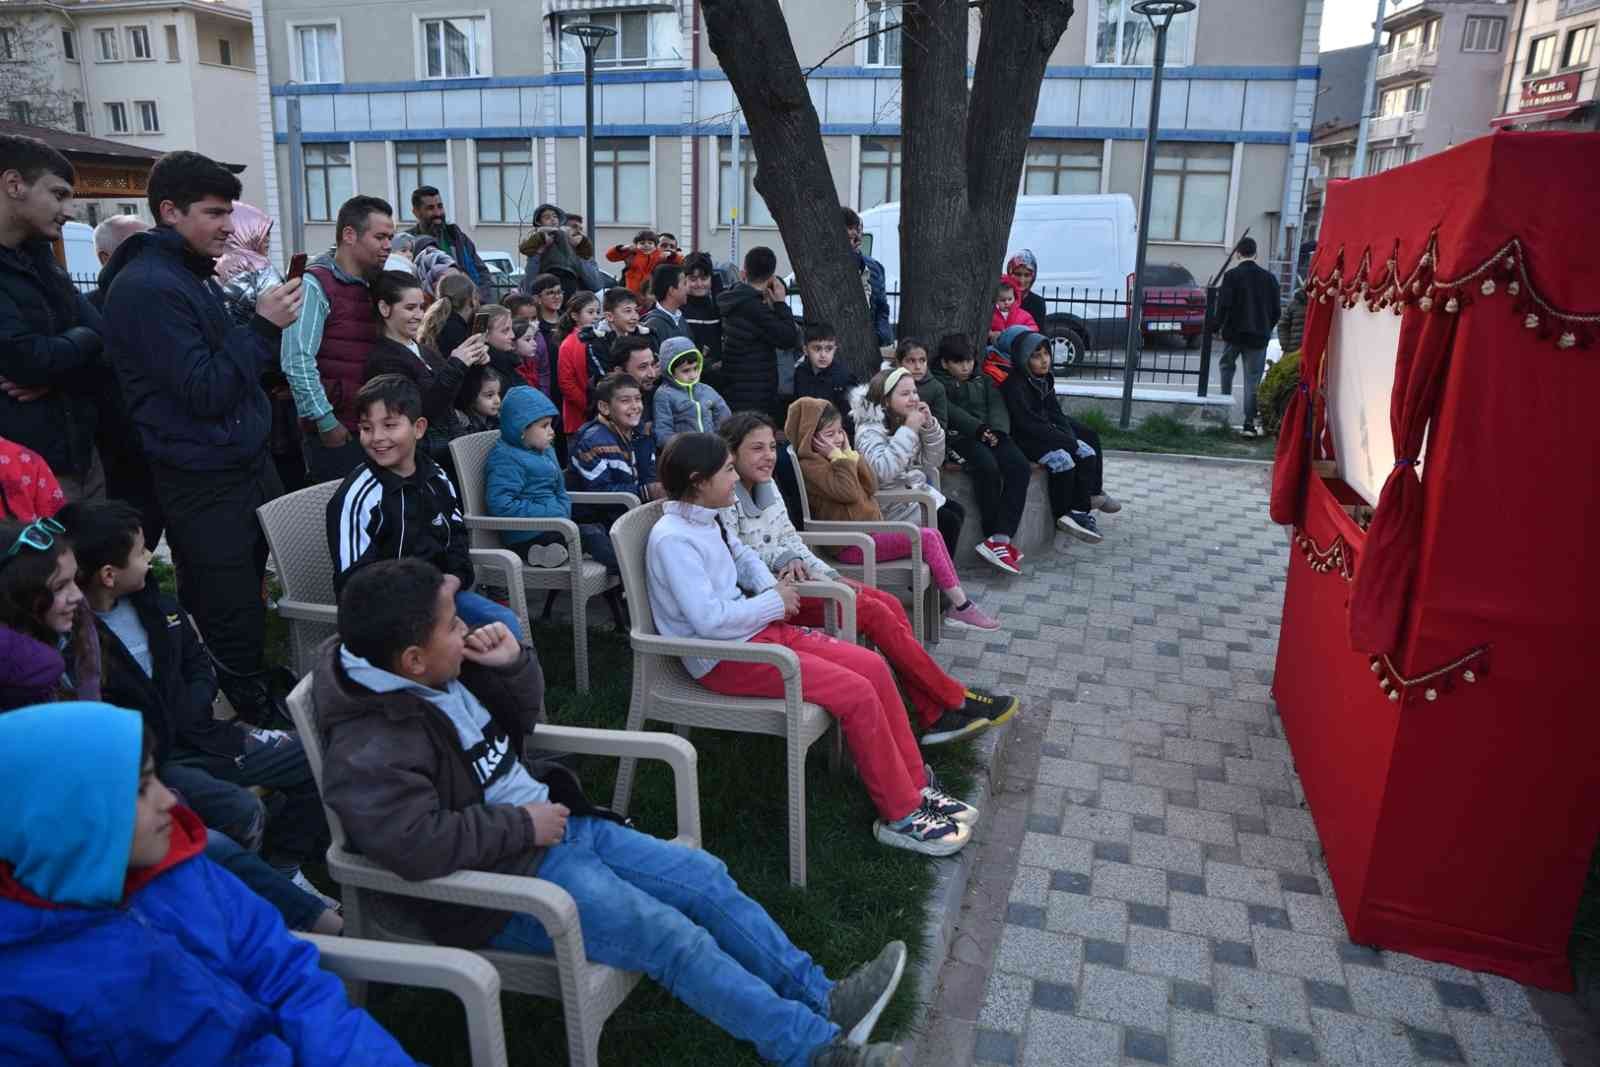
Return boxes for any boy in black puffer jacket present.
[716,246,799,423]
[791,321,859,435]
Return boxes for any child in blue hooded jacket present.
[487,385,619,574]
[0,701,416,1066]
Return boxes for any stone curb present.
[1104,448,1275,468]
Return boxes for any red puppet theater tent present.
[1269,131,1600,991]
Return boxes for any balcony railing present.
[1558,0,1600,18]
[1368,111,1428,141]
[1376,46,1439,80]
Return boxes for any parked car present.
[479,249,517,277]
[1129,263,1207,348]
[858,194,1138,371]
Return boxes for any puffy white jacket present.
[719,479,838,580]
[849,384,946,523]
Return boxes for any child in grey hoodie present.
[653,336,732,448]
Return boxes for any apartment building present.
[1365,0,1511,172]
[1493,0,1599,130]
[1301,43,1368,240]
[0,0,267,214]
[253,0,1321,284]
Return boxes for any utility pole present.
[1352,0,1387,178]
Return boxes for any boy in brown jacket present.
[314,558,907,1067]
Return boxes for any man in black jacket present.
[0,134,106,500]
[101,150,304,719]
[716,246,799,423]
[1212,236,1281,437]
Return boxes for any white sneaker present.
[873,804,970,856]
[289,868,342,913]
[526,542,570,568]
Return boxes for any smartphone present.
[286,252,308,280]
[473,310,497,335]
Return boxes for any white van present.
[61,221,100,290]
[858,193,1137,369]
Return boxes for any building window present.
[1420,18,1439,53]
[95,28,120,61]
[863,1,902,67]
[1022,140,1103,195]
[420,15,487,79]
[9,102,30,125]
[396,140,449,204]
[717,138,776,227]
[1461,16,1505,53]
[118,203,139,215]
[1094,0,1192,65]
[218,37,232,66]
[293,24,343,83]
[128,26,152,60]
[859,138,901,211]
[554,10,684,70]
[106,102,128,133]
[476,139,533,224]
[73,101,87,132]
[1368,145,1401,174]
[594,138,652,225]
[1527,34,1557,75]
[304,143,353,222]
[136,100,160,132]
[62,29,77,60]
[1563,26,1595,68]
[164,25,179,60]
[0,27,14,60]
[1148,144,1230,244]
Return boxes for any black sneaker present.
[827,941,907,1046]
[810,1040,903,1066]
[921,785,979,827]
[873,805,969,856]
[1057,511,1104,544]
[961,688,1019,727]
[920,709,991,747]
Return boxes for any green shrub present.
[1074,406,1116,436]
[1258,349,1302,435]
[1135,413,1189,444]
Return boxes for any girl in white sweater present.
[646,432,976,856]
[850,368,966,561]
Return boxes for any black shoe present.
[827,941,907,1046]
[920,709,991,747]
[961,688,1019,727]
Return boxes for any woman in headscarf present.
[1005,250,1047,326]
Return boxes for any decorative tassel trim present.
[1306,233,1599,352]
[1368,646,1491,706]
[1292,529,1354,581]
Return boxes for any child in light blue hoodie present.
[486,385,618,573]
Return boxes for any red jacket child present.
[605,229,681,295]
[990,275,1039,337]
[0,436,65,522]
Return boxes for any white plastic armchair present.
[257,479,530,676]
[785,446,941,645]
[608,499,855,888]
[298,933,508,1067]
[450,430,636,691]
[286,674,701,1067]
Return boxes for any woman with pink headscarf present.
[1005,249,1048,326]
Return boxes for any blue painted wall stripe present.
[271,64,1321,96]
[275,125,1303,145]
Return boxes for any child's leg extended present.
[847,579,965,728]
[488,816,837,1067]
[699,623,926,821]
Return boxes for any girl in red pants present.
[718,413,1019,747]
[646,432,975,856]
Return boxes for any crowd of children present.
[0,131,1135,1065]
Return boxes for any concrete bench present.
[938,462,1061,559]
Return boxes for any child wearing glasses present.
[0,516,93,703]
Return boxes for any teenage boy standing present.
[1212,236,1281,437]
[101,151,303,721]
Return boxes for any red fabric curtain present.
[1269,275,1338,525]
[1346,308,1459,652]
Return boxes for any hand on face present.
[462,621,521,667]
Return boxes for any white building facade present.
[254,0,1323,285]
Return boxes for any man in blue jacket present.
[0,701,416,1066]
[100,151,304,720]
[844,207,893,348]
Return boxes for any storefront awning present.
[1491,103,1589,127]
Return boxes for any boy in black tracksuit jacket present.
[1000,332,1107,540]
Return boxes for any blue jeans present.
[488,816,838,1066]
[169,736,327,870]
[161,761,265,852]
[456,589,525,640]
[204,830,326,932]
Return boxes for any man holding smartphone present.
[280,194,394,483]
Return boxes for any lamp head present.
[1131,0,1197,26]
[562,21,618,50]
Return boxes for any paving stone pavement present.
[912,454,1600,1067]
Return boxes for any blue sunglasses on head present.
[3,516,65,559]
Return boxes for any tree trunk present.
[899,0,1075,354]
[701,0,880,380]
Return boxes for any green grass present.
[1075,407,1278,460]
[269,601,978,1064]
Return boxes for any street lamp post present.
[1119,0,1197,430]
[562,22,617,255]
